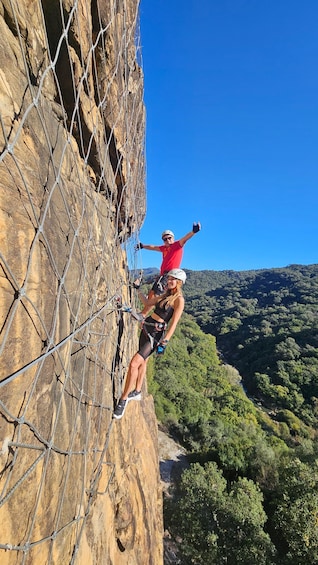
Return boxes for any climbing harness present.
[115,289,168,352]
[140,318,167,351]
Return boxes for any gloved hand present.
[133,279,141,289]
[135,242,144,250]
[192,222,201,233]
[157,339,169,355]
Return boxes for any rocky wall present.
[0,0,162,563]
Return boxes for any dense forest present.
[184,264,318,428]
[143,264,318,564]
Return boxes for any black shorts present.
[138,316,166,359]
[151,274,168,296]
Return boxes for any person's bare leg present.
[121,352,145,399]
[135,357,149,392]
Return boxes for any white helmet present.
[162,229,174,239]
[167,268,187,284]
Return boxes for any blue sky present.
[137,0,318,272]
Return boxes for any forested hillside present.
[183,264,318,428]
[143,264,318,564]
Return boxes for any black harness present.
[141,318,167,349]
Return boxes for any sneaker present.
[128,389,141,401]
[113,399,127,420]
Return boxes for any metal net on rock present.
[0,0,145,562]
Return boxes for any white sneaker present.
[128,389,141,401]
[113,399,127,419]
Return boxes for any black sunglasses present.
[163,236,172,241]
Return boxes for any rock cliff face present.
[0,1,163,563]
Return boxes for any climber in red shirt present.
[135,222,201,299]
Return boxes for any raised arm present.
[178,222,201,247]
[135,289,160,307]
[135,243,162,252]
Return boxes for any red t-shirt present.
[159,241,183,274]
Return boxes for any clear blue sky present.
[137,0,317,272]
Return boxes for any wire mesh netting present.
[0,0,145,562]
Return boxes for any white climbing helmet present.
[161,229,174,239]
[167,268,187,284]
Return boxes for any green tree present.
[270,458,318,564]
[168,462,275,564]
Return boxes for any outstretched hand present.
[135,242,144,250]
[133,278,141,289]
[156,344,166,355]
[192,222,201,233]
[157,339,169,355]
